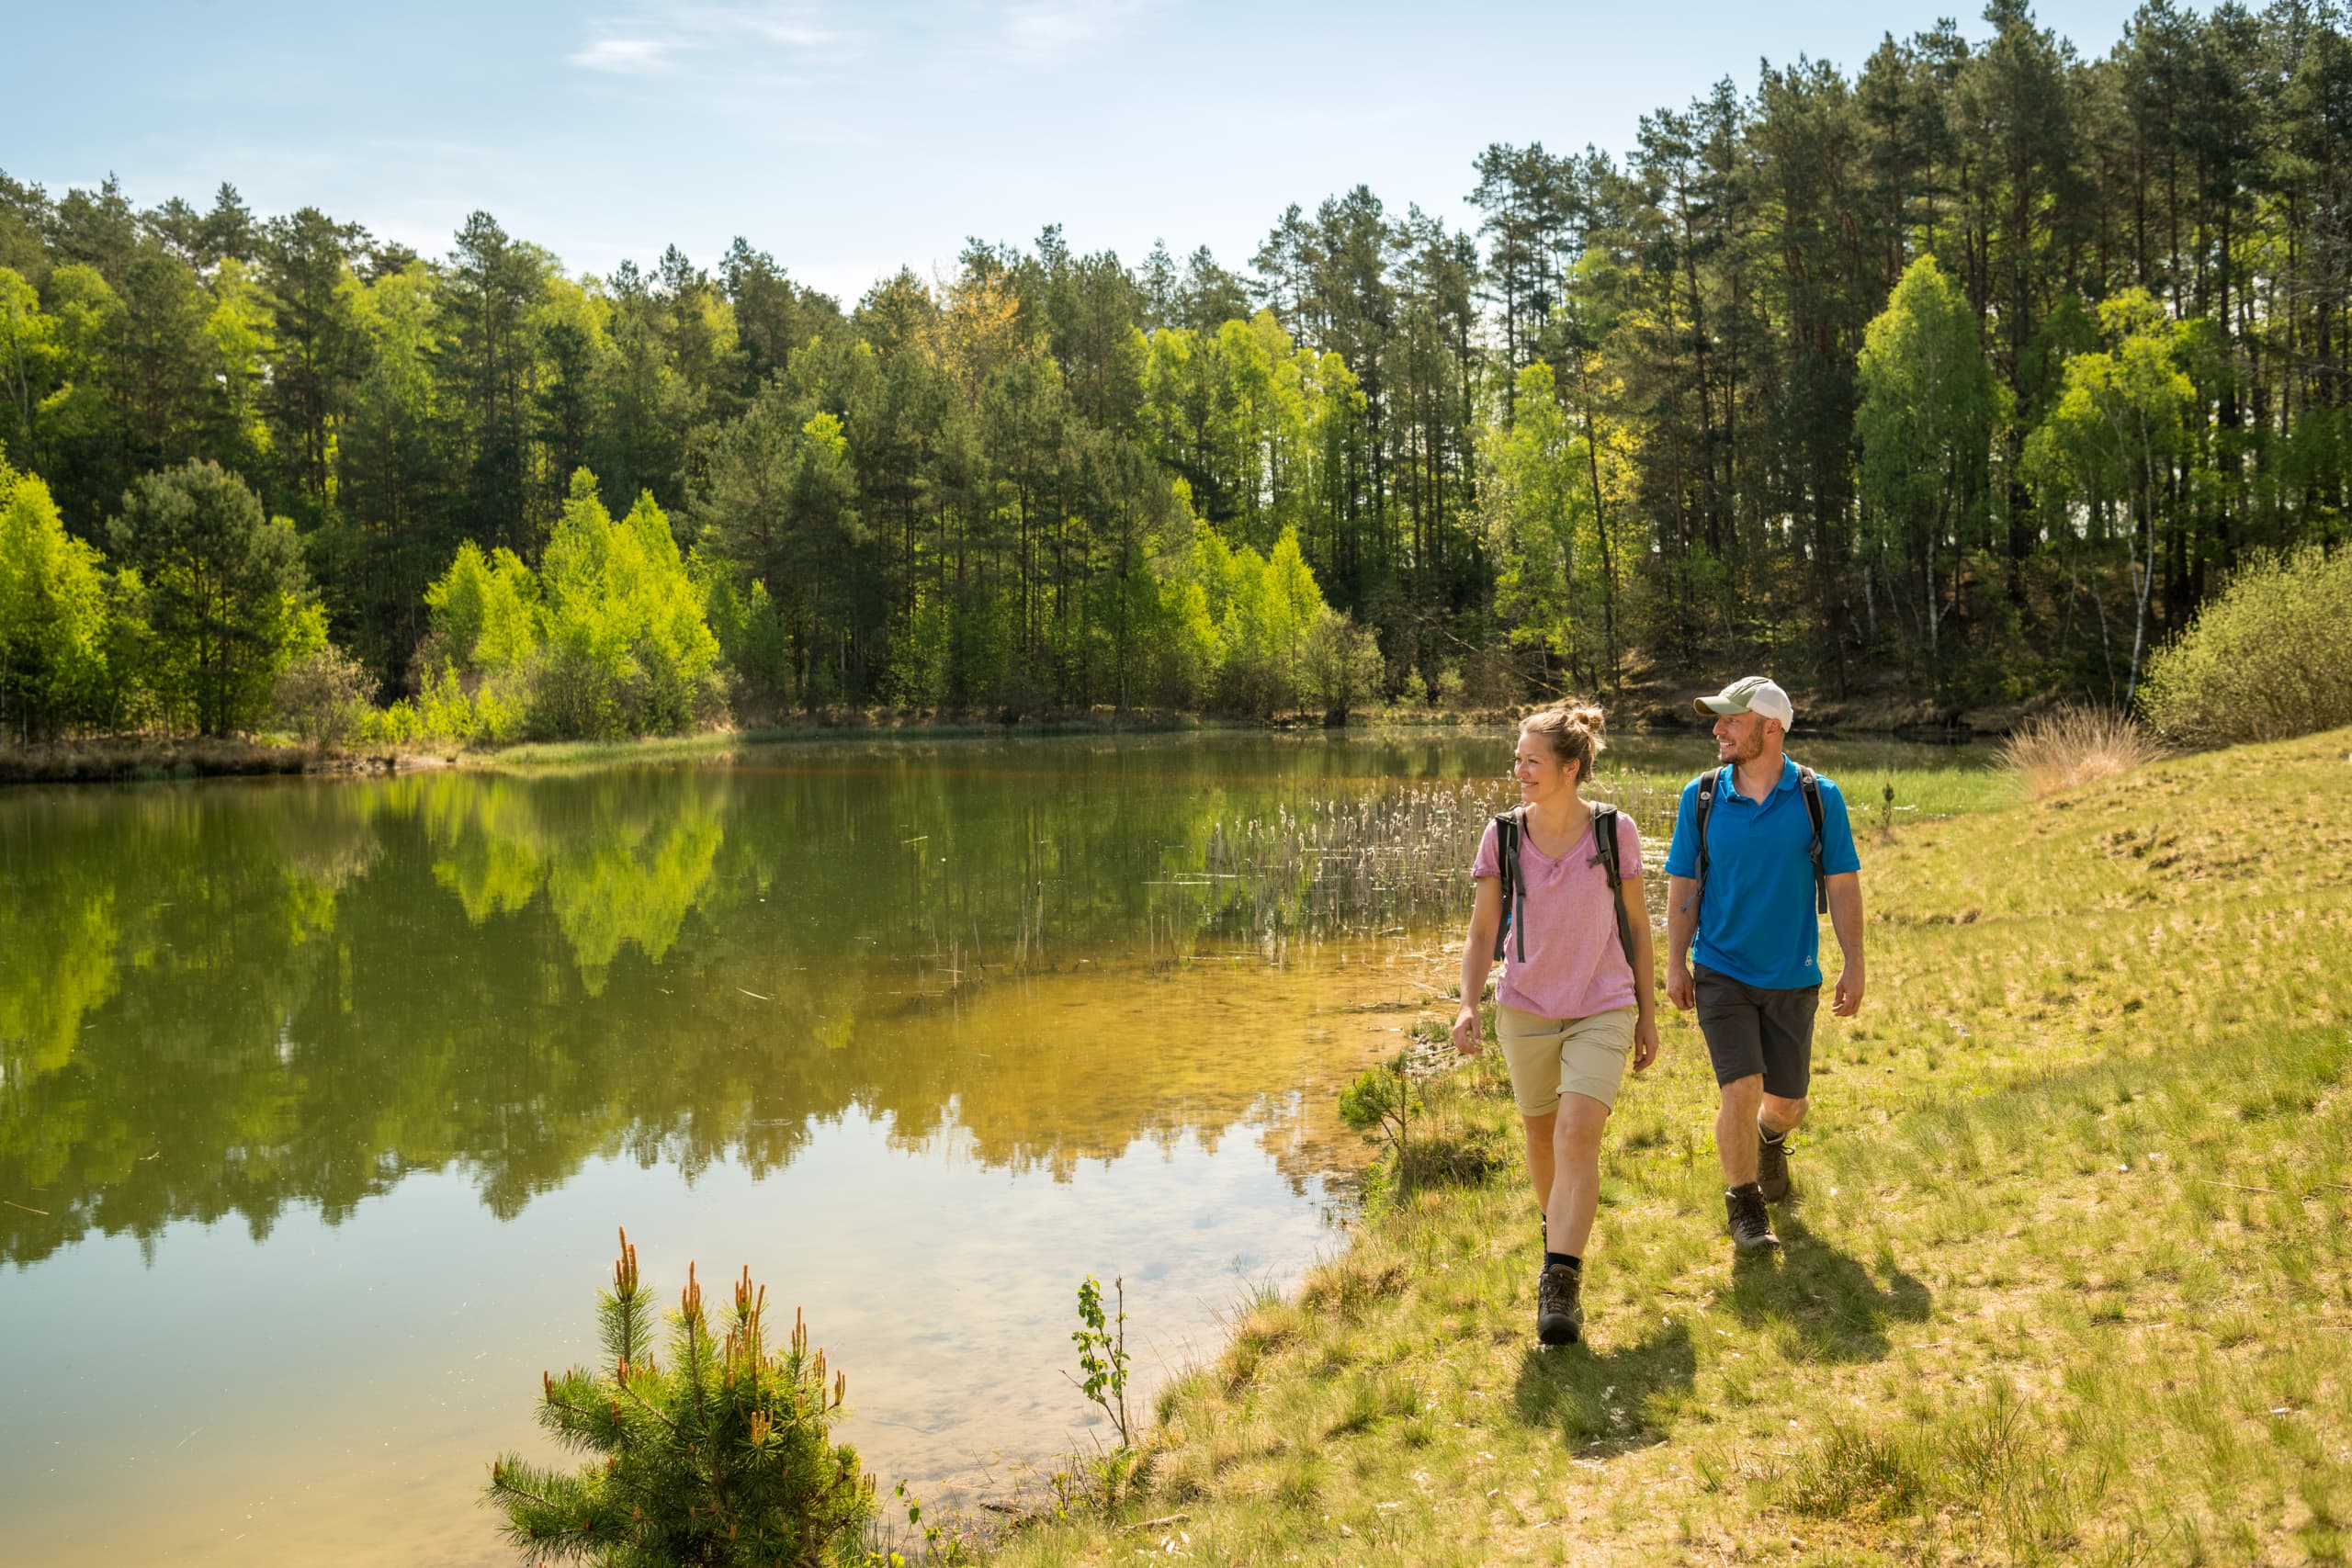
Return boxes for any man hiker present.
[1662,677,1865,1251]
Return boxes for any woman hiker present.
[1452,703,1660,1346]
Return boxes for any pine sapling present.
[483,1226,876,1566]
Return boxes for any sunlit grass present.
[1997,706,2168,800]
[985,725,2352,1567]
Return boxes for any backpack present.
[1490,804,1637,970]
[1681,763,1826,925]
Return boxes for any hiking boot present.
[1756,1125,1792,1203]
[1725,1184,1780,1251]
[1536,1263,1583,1347]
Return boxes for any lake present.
[0,729,1984,1564]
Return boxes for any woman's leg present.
[1521,1110,1556,1223]
[1544,1093,1611,1258]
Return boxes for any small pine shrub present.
[484,1229,876,1567]
[2140,545,2352,746]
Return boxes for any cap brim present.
[1694,696,1746,716]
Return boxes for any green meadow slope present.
[988,728,2352,1567]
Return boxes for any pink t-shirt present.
[1471,808,1643,1021]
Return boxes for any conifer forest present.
[3,1,2349,740]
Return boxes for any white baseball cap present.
[1694,675,1795,731]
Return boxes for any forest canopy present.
[2,0,2346,740]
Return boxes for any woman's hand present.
[1631,1013,1661,1072]
[1451,1003,1484,1055]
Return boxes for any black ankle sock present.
[1726,1181,1763,1199]
[1758,1122,1787,1145]
[1543,1251,1581,1272]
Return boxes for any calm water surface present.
[0,731,1978,1564]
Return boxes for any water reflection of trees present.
[0,743,1487,1266]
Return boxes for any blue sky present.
[16,1,2154,305]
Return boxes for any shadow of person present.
[1510,1319,1696,1450]
[1727,1214,1931,1364]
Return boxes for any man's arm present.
[1826,870,1864,1017]
[1665,874,1699,1010]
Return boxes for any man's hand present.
[1632,1014,1660,1072]
[1666,962,1696,1012]
[1832,964,1865,1018]
[1452,1003,1484,1055]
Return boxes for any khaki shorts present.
[1495,1003,1638,1117]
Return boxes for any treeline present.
[3,0,2348,739]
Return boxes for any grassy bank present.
[0,716,1211,784]
[988,727,2352,1567]
[0,736,328,784]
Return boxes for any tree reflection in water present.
[0,737,1520,1269]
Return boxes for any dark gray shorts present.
[1693,964,1819,1099]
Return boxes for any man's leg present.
[1698,968,1778,1249]
[1754,985,1822,1202]
[1716,1073,1765,1187]
[1759,1093,1808,1140]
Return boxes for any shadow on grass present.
[1510,1320,1696,1450]
[1729,1215,1931,1363]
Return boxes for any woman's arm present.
[1453,875,1502,1055]
[1621,869,1661,1070]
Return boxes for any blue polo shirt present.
[1663,759,1860,990]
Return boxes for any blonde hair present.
[1520,702,1607,784]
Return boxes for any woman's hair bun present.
[1518,700,1609,781]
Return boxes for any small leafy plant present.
[1069,1274,1134,1448]
[484,1228,876,1566]
[1338,1054,1418,1190]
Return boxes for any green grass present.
[1594,760,2018,832]
[984,726,2352,1567]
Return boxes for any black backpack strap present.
[1489,807,1527,964]
[1797,764,1826,915]
[1588,804,1637,968]
[1681,767,1723,920]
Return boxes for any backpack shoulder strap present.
[1589,804,1623,890]
[1589,804,1638,968]
[1681,767,1724,920]
[1490,807,1527,964]
[1796,764,1827,915]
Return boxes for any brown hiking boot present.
[1756,1124,1792,1202]
[1536,1263,1583,1346]
[1725,1184,1780,1250]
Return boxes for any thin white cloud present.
[1000,0,1144,65]
[566,5,857,79]
[567,37,684,73]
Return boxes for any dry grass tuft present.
[1996,706,2166,798]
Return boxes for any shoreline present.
[0,707,1994,789]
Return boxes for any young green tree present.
[536,469,721,737]
[424,538,542,678]
[1856,255,2003,684]
[108,459,321,735]
[0,462,109,739]
[2022,290,2195,705]
[1481,360,1585,684]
